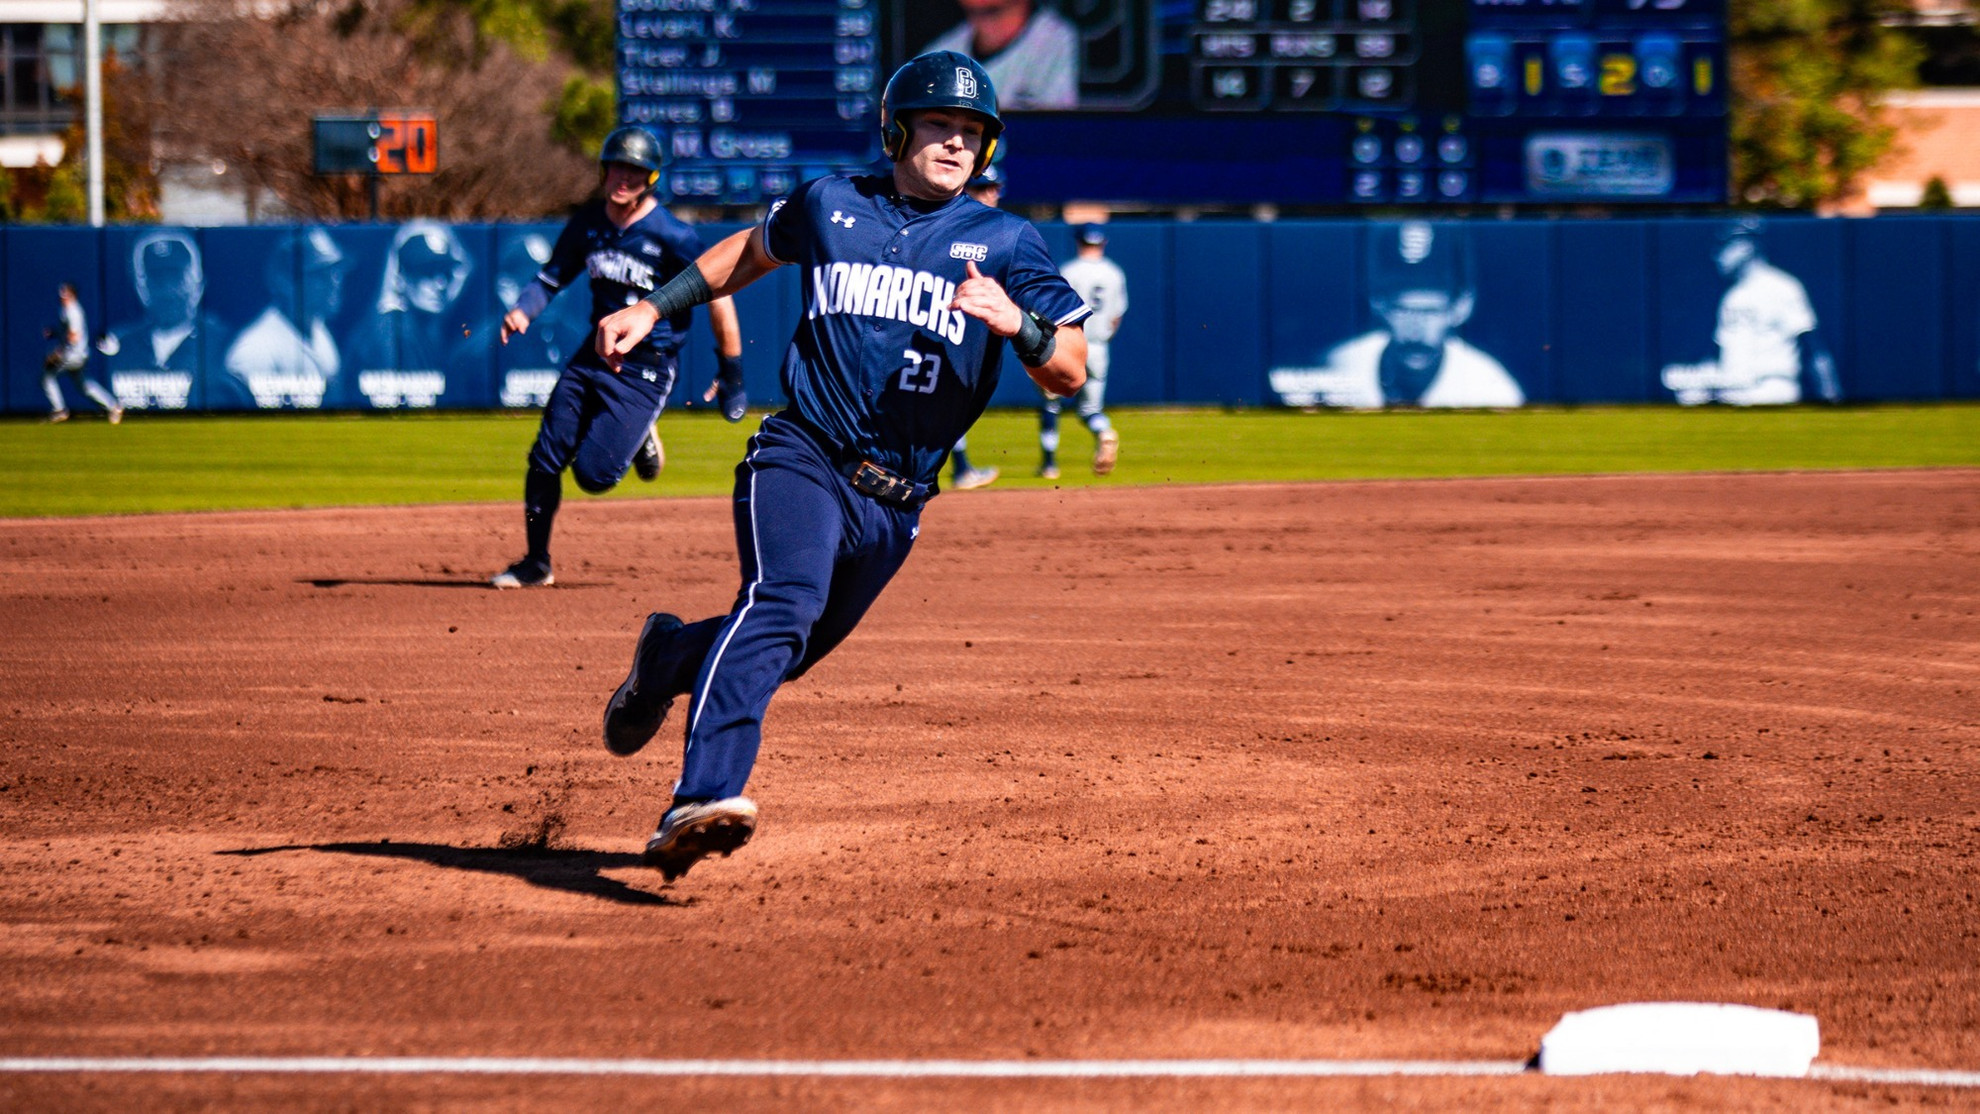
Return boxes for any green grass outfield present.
[2,403,1976,517]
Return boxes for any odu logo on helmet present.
[879,50,1003,173]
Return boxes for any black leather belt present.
[779,411,933,510]
[846,459,929,510]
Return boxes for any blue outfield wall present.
[5,215,1979,417]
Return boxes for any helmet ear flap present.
[976,137,998,176]
[881,110,908,162]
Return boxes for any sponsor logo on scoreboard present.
[1524,131,1675,197]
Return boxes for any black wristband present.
[716,352,745,382]
[1010,309,1057,368]
[642,264,714,317]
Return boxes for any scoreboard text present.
[614,0,1725,205]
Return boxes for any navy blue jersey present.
[536,199,706,369]
[761,173,1090,486]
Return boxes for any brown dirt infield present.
[2,470,1977,1111]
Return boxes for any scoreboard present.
[615,0,1726,206]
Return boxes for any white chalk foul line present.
[0,1058,1975,1085]
[0,1058,1523,1078]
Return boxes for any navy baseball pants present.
[660,414,920,801]
[527,355,675,490]
[518,355,675,568]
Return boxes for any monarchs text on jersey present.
[536,198,707,371]
[762,174,1090,487]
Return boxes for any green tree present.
[144,0,611,220]
[1730,0,1924,209]
[1917,174,1954,209]
[0,54,158,223]
[401,0,616,158]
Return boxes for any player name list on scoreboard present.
[617,0,880,201]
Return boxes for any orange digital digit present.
[403,116,438,174]
[376,116,405,174]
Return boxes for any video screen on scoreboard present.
[615,0,1727,206]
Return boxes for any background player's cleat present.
[633,426,664,481]
[643,797,757,881]
[47,411,68,424]
[953,466,999,490]
[1037,464,1060,480]
[108,406,123,425]
[1094,428,1120,476]
[603,611,687,755]
[490,559,554,589]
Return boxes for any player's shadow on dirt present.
[220,842,675,906]
[302,578,499,589]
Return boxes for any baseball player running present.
[592,51,1091,880]
[490,126,749,589]
[1039,224,1122,478]
[42,283,123,424]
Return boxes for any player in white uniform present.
[1660,223,1838,406]
[927,0,1078,110]
[1039,223,1124,477]
[42,283,122,423]
[1267,221,1523,410]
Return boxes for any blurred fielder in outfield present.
[489,126,748,590]
[591,51,1090,881]
[1661,220,1840,406]
[1039,223,1123,478]
[42,282,122,424]
[1268,220,1523,410]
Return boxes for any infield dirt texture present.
[2,470,1977,1110]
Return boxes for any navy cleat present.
[643,797,757,881]
[632,425,664,482]
[603,611,687,756]
[491,558,554,589]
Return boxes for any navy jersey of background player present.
[762,173,1089,487]
[538,198,706,372]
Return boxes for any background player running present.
[490,126,749,589]
[1038,223,1122,478]
[591,52,1091,880]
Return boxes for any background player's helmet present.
[1076,223,1107,247]
[599,125,664,190]
[966,160,1005,193]
[881,51,1002,173]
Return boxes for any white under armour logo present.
[830,210,856,228]
[956,67,978,99]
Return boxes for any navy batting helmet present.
[881,51,1002,173]
[599,125,664,189]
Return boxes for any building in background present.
[1863,0,1980,209]
[1861,89,1980,208]
[0,1,156,170]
